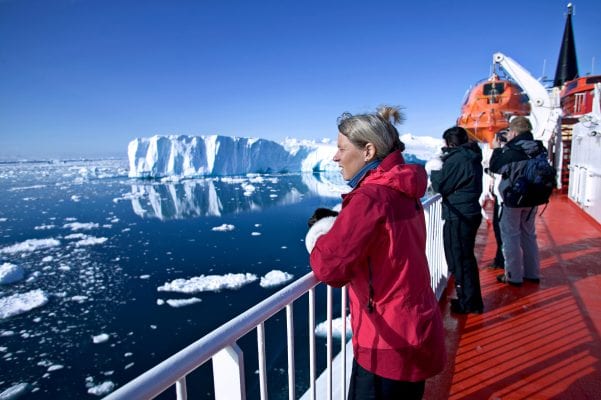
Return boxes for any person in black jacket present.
[488,117,542,286]
[429,126,484,314]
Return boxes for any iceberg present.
[128,134,338,178]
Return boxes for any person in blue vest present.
[489,116,543,286]
[429,126,484,314]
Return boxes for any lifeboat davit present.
[457,74,531,144]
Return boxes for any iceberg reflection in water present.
[127,172,348,220]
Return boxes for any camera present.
[496,129,508,143]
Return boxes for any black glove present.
[308,208,339,228]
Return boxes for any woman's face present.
[333,133,367,180]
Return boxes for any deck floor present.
[424,195,601,400]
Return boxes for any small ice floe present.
[65,233,87,240]
[74,236,107,247]
[70,296,88,303]
[269,194,278,198]
[157,273,258,294]
[47,364,64,372]
[70,195,81,202]
[251,232,261,236]
[139,275,150,279]
[165,298,202,308]
[242,184,256,196]
[156,299,165,306]
[8,185,46,192]
[87,381,115,396]
[211,224,235,232]
[315,316,352,340]
[63,222,99,231]
[41,256,54,263]
[0,382,32,399]
[0,218,7,222]
[92,333,110,344]
[34,224,56,230]
[0,289,48,319]
[0,263,25,285]
[0,238,60,255]
[260,270,294,288]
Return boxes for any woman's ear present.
[364,143,376,162]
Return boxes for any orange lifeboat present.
[457,74,531,144]
[560,75,601,119]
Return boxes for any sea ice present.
[157,273,258,294]
[0,290,48,319]
[92,333,110,344]
[74,236,108,247]
[63,222,99,231]
[315,316,352,340]
[260,270,294,288]
[0,263,25,285]
[211,224,234,232]
[87,381,115,396]
[0,239,60,255]
[165,297,202,307]
[0,382,32,399]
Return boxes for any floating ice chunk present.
[47,364,64,372]
[65,233,87,240]
[63,222,99,231]
[251,232,261,236]
[8,185,46,191]
[158,273,258,294]
[0,239,60,255]
[260,270,294,288]
[315,316,352,340]
[139,275,150,279]
[71,296,88,303]
[0,289,48,319]
[0,382,32,399]
[0,263,25,285]
[74,237,108,247]
[166,297,202,307]
[41,256,53,262]
[211,224,234,232]
[87,381,115,396]
[70,195,81,202]
[92,333,110,344]
[156,299,165,306]
[34,224,56,230]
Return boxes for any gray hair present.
[337,105,406,160]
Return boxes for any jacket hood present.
[441,141,482,163]
[360,150,427,199]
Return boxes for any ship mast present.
[553,3,579,87]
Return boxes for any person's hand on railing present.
[307,208,339,228]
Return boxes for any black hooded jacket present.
[431,141,483,220]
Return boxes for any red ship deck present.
[425,194,601,400]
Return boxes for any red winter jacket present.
[309,150,446,381]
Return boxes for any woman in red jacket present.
[306,106,446,400]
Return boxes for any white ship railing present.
[103,194,446,400]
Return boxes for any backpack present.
[499,142,556,208]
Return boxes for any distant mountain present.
[128,134,442,179]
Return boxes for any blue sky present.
[1,0,600,159]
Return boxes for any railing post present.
[213,344,246,400]
[175,377,187,400]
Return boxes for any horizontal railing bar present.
[103,272,320,400]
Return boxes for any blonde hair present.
[337,105,406,159]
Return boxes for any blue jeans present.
[499,206,541,282]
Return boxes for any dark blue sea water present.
[0,159,347,399]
